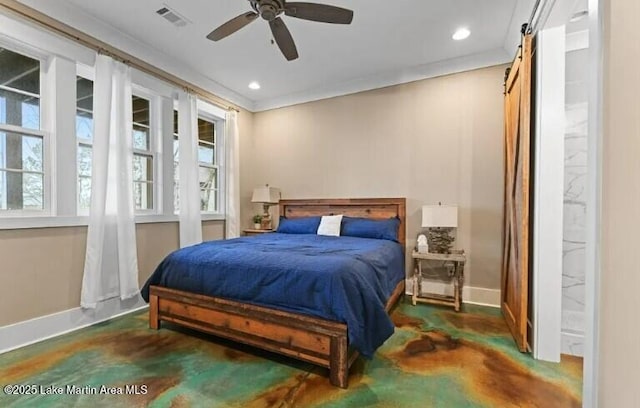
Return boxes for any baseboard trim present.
[561,330,585,357]
[463,287,501,308]
[0,295,148,355]
[405,279,500,308]
[1,282,503,355]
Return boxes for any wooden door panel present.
[502,34,532,352]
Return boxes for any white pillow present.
[317,214,343,237]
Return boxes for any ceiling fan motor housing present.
[252,0,284,21]
[211,0,354,61]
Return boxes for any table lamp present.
[422,203,458,254]
[251,184,280,229]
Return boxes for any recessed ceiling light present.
[248,81,261,90]
[452,28,471,41]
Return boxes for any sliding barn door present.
[502,34,533,352]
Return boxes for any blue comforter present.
[141,233,404,358]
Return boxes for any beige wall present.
[248,65,506,289]
[598,0,640,405]
[238,108,258,231]
[0,226,88,326]
[0,220,224,326]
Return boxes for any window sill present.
[0,214,225,230]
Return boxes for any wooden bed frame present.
[148,198,406,388]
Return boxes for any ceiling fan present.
[206,0,354,61]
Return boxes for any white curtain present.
[225,110,240,239]
[81,55,139,309]
[178,91,202,247]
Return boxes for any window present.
[76,76,93,210]
[173,109,179,212]
[75,89,159,213]
[1,18,217,228]
[0,22,226,227]
[132,95,154,211]
[0,47,44,212]
[198,117,218,212]
[173,110,222,214]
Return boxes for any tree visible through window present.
[173,109,179,212]
[0,47,43,211]
[198,117,217,212]
[173,113,219,213]
[76,91,157,212]
[132,95,154,211]
[76,76,93,210]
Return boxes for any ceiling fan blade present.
[206,11,259,41]
[284,2,353,24]
[269,17,299,61]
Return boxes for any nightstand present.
[243,229,274,236]
[411,250,466,312]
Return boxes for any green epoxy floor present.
[0,301,582,407]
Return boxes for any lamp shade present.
[251,185,280,204]
[422,205,458,228]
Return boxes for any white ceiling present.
[18,0,536,111]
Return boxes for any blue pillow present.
[276,216,321,234]
[341,217,400,242]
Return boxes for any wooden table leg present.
[453,262,464,312]
[458,261,465,312]
[453,263,460,312]
[412,261,419,306]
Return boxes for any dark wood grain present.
[149,293,159,330]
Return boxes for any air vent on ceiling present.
[156,5,190,28]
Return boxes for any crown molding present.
[252,48,511,112]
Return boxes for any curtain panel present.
[178,91,203,247]
[81,55,139,309]
[225,110,240,239]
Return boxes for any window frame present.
[0,41,51,217]
[196,111,222,215]
[172,101,226,217]
[197,100,226,217]
[131,86,160,215]
[172,105,179,215]
[74,71,168,217]
[75,64,95,215]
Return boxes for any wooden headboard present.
[278,198,407,250]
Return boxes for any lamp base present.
[427,227,455,254]
[260,216,272,230]
[261,204,272,229]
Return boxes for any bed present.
[143,198,406,388]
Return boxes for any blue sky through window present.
[76,115,93,141]
[21,101,39,129]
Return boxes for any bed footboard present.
[148,279,404,388]
[149,285,355,387]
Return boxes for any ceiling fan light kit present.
[207,0,354,61]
